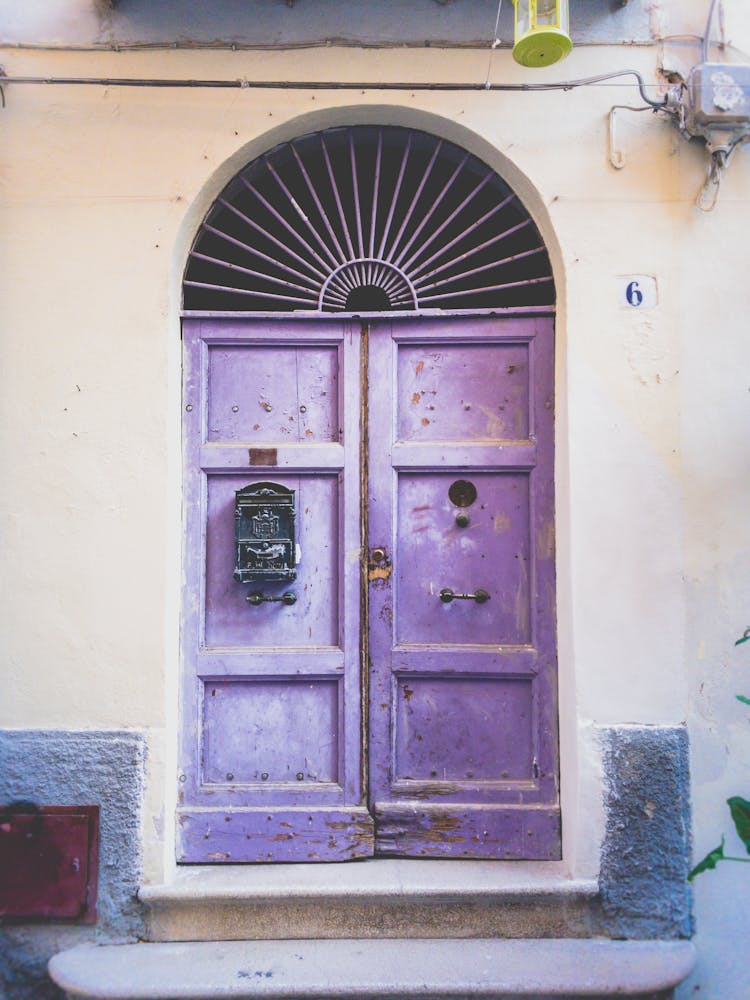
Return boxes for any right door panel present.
[367,315,560,859]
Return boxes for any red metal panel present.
[0,806,99,922]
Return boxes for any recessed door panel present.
[201,678,340,786]
[204,473,340,648]
[207,344,340,444]
[394,676,533,783]
[397,342,531,442]
[395,472,531,646]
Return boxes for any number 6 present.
[626,280,643,307]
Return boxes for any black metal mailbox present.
[233,482,297,584]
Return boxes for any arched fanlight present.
[183,126,555,314]
[512,0,572,68]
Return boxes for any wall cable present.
[702,0,720,63]
[0,68,668,108]
[696,132,750,211]
[608,104,654,170]
[696,149,725,211]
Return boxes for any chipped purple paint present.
[374,805,561,860]
[177,808,374,864]
[180,314,558,862]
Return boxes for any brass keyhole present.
[370,547,387,564]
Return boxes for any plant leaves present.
[688,837,725,881]
[736,630,750,646]
[727,797,750,855]
[736,695,750,706]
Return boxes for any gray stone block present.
[599,725,692,939]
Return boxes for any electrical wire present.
[608,104,654,170]
[695,134,750,212]
[0,68,668,107]
[696,149,724,211]
[702,0,719,63]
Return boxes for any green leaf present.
[736,630,750,646]
[688,837,725,881]
[727,797,750,855]
[737,695,750,706]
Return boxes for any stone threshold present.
[139,860,603,941]
[49,937,697,1000]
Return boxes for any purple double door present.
[178,316,559,862]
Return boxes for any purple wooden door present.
[367,317,559,859]
[178,318,372,862]
[178,315,559,862]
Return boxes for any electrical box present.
[0,805,99,922]
[688,63,750,131]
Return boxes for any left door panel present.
[178,319,373,862]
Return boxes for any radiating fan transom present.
[184,126,554,314]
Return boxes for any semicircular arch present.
[182,124,555,315]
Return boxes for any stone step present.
[138,860,603,941]
[48,938,696,1000]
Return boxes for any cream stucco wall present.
[1,4,750,994]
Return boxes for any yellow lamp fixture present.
[512,0,572,68]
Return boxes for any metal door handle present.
[246,591,297,606]
[439,588,490,604]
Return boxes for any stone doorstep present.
[139,860,604,941]
[48,938,696,1000]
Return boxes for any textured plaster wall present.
[0,1,749,997]
[0,730,146,999]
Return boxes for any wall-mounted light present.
[512,0,572,68]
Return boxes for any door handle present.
[439,588,490,604]
[246,591,297,606]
